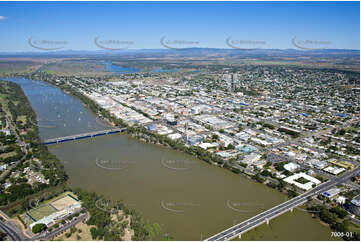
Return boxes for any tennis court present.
[50,194,79,211]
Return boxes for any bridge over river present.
[206,167,359,241]
[43,128,126,145]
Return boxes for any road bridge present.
[43,128,126,145]
[206,168,359,241]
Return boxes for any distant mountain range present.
[0,48,359,60]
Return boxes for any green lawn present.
[295,177,310,184]
[348,222,360,234]
[0,151,17,159]
[28,204,56,221]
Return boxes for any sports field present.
[50,194,79,211]
[19,192,79,226]
[28,204,56,221]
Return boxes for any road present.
[43,128,125,144]
[5,114,26,150]
[0,220,22,241]
[31,212,88,241]
[347,215,360,226]
[206,167,359,241]
[0,115,27,181]
[0,212,88,241]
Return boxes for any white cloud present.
[0,16,7,21]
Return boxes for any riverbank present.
[0,79,67,217]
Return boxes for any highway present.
[0,220,22,241]
[206,167,359,241]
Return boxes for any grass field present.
[0,151,17,159]
[0,60,41,74]
[28,204,56,221]
[0,93,9,113]
[16,115,27,123]
[40,61,108,76]
[348,222,360,234]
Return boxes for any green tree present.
[32,223,47,234]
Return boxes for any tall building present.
[231,73,239,92]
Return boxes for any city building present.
[283,173,321,190]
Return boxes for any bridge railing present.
[205,179,334,241]
[206,168,360,241]
[43,128,126,143]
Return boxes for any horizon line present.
[0,47,360,54]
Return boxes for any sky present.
[0,1,359,52]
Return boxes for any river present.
[103,61,140,74]
[3,77,337,241]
